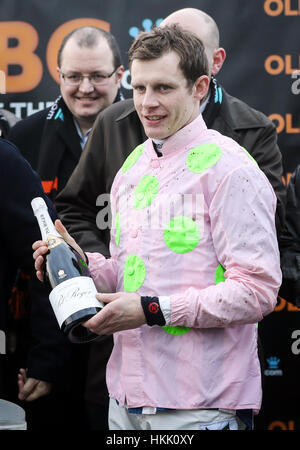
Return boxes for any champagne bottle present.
[31,197,103,343]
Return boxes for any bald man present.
[164,9,224,79]
[54,8,285,429]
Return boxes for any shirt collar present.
[150,94,210,157]
[148,113,207,158]
[200,91,210,114]
[73,118,91,150]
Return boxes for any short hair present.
[57,26,122,69]
[128,24,208,88]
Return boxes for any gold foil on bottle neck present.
[46,234,63,249]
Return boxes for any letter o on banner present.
[46,18,110,84]
[264,55,284,75]
[269,113,285,133]
[264,0,284,16]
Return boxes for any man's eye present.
[134,86,145,92]
[92,74,105,81]
[67,74,80,81]
[159,85,170,91]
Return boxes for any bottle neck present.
[34,207,60,241]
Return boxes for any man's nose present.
[78,76,95,93]
[142,88,159,108]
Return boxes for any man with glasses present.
[9,26,124,202]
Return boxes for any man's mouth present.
[76,96,98,101]
[144,115,166,121]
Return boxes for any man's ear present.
[116,65,125,87]
[212,48,226,76]
[194,75,210,102]
[56,67,61,85]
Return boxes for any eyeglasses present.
[60,67,119,86]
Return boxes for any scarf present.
[202,76,223,128]
[37,90,124,202]
[37,95,82,202]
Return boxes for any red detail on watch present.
[149,302,159,314]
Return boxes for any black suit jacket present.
[279,165,300,305]
[0,139,70,397]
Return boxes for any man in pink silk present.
[33,24,281,430]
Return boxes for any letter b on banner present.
[0,21,43,92]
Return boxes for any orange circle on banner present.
[264,0,284,16]
[264,54,284,75]
[46,18,110,84]
[269,113,285,134]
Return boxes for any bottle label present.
[49,276,101,327]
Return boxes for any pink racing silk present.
[87,113,281,412]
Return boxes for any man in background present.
[9,25,124,201]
